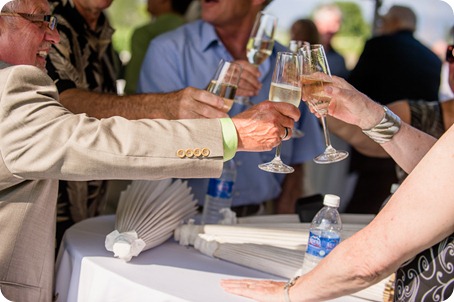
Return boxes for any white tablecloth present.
[55,215,369,302]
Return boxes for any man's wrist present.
[284,276,300,302]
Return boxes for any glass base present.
[258,158,294,174]
[314,150,349,164]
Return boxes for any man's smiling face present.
[0,0,60,70]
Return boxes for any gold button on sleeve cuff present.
[201,148,210,157]
[177,149,185,158]
[193,148,202,157]
[185,149,194,158]
[220,118,238,161]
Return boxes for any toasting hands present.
[232,101,300,152]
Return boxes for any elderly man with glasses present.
[0,1,300,301]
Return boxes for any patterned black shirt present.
[45,0,121,246]
[46,0,120,94]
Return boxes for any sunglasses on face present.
[0,12,57,30]
[447,45,454,64]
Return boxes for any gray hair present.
[1,1,13,12]
[0,0,27,31]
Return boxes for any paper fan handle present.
[105,230,146,262]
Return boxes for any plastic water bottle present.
[201,159,236,224]
[300,194,342,275]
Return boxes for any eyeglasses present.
[0,12,57,30]
[447,45,454,64]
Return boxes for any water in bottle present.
[201,159,236,224]
[300,194,342,275]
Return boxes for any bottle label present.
[306,231,340,258]
[207,178,234,199]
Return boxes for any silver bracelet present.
[362,106,401,144]
[284,276,300,302]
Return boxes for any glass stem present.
[320,115,333,150]
[274,143,282,160]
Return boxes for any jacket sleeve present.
[0,65,224,181]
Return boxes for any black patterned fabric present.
[393,100,453,301]
[395,100,445,183]
[46,0,119,94]
[394,234,454,301]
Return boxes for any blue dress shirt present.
[138,20,324,207]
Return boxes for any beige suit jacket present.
[0,63,224,302]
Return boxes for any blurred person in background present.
[124,0,193,95]
[289,18,320,45]
[312,3,349,78]
[46,0,233,251]
[349,5,441,104]
[345,5,442,214]
[138,0,324,216]
[433,25,454,102]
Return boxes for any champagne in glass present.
[269,82,301,107]
[247,38,274,66]
[235,11,277,107]
[207,59,242,111]
[258,52,301,174]
[288,40,310,139]
[301,75,333,114]
[206,80,237,111]
[246,12,277,65]
[300,44,348,164]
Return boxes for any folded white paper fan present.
[105,179,197,261]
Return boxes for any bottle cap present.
[323,194,340,207]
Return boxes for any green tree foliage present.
[106,0,150,54]
[336,1,371,39]
[332,1,372,68]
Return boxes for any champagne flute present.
[299,44,348,164]
[288,40,310,139]
[247,11,277,66]
[258,51,301,174]
[235,11,277,108]
[206,59,243,111]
